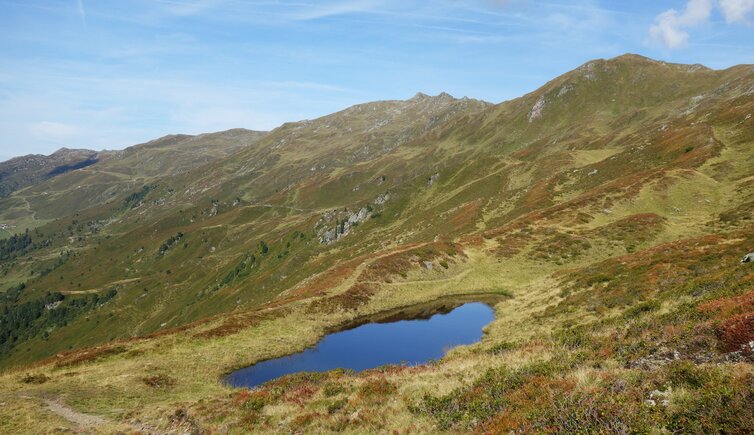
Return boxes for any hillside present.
[0,128,268,235]
[0,148,100,199]
[0,54,753,433]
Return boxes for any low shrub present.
[665,371,754,434]
[322,382,347,397]
[412,365,524,429]
[54,345,127,368]
[528,388,656,433]
[20,373,49,384]
[327,398,348,414]
[487,341,516,355]
[622,300,661,319]
[142,374,176,389]
[233,390,270,410]
[291,412,321,430]
[554,327,594,350]
[357,377,397,404]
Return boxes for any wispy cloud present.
[101,33,198,60]
[260,80,353,92]
[29,121,81,140]
[484,0,526,7]
[76,0,87,26]
[292,0,382,20]
[157,0,228,16]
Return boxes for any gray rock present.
[528,95,546,122]
[627,347,680,370]
[648,388,672,407]
[348,207,369,224]
[374,192,390,205]
[320,228,337,244]
[318,207,371,244]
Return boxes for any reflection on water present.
[226,301,495,388]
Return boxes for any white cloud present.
[719,0,754,23]
[649,0,713,49]
[649,0,754,49]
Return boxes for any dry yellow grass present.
[0,241,570,433]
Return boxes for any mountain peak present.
[409,91,456,102]
[50,147,97,157]
[610,53,660,64]
[594,53,713,72]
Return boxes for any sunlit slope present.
[0,54,752,372]
[0,128,267,229]
[0,148,102,200]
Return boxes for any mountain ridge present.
[0,54,752,433]
[0,128,269,230]
[2,54,751,326]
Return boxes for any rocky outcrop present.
[317,192,391,244]
[374,192,390,205]
[528,96,546,122]
[627,347,680,370]
[318,207,371,244]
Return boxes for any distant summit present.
[0,148,99,198]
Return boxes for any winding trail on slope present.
[44,398,107,429]
[60,277,142,295]
[43,396,162,434]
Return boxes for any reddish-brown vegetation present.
[308,283,376,313]
[524,178,558,210]
[448,200,482,232]
[699,291,754,353]
[52,345,128,368]
[492,227,534,258]
[590,213,665,246]
[552,227,753,313]
[699,291,754,318]
[193,307,291,339]
[715,314,754,353]
[527,227,591,263]
[142,374,176,389]
[358,241,463,283]
[289,257,365,299]
[356,377,397,404]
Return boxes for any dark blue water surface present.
[227,302,495,388]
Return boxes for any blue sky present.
[0,0,752,161]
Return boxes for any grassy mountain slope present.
[0,148,99,200]
[0,54,753,433]
[0,128,267,233]
[0,92,493,361]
